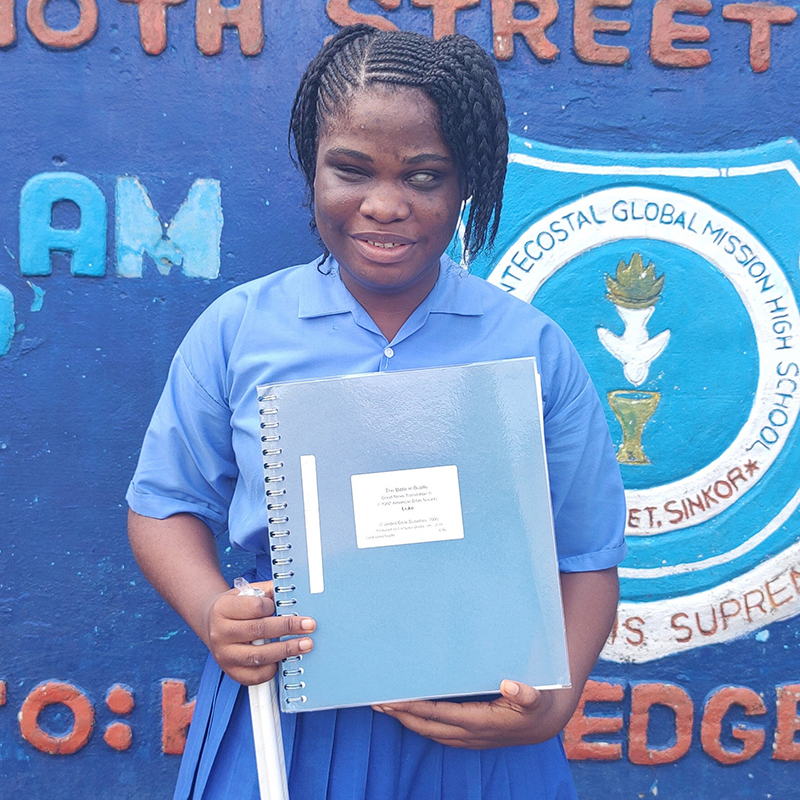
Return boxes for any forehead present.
[317,85,450,156]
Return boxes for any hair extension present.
[289,24,508,260]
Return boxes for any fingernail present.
[300,618,315,631]
[299,638,313,651]
[502,680,520,696]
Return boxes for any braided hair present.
[289,24,508,259]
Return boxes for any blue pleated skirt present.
[173,652,578,800]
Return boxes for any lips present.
[351,233,415,262]
[352,232,414,245]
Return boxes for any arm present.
[374,566,618,748]
[128,509,315,686]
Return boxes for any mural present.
[472,138,800,657]
[464,136,800,784]
[2,1,800,797]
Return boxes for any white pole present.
[235,578,290,800]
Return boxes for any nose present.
[359,181,411,223]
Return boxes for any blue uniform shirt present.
[127,256,626,800]
[128,256,625,570]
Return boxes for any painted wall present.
[1,1,799,797]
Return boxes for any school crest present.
[467,136,800,662]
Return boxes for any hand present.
[372,680,570,749]
[204,581,316,686]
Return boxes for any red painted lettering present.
[665,499,683,524]
[728,466,747,489]
[0,0,14,46]
[412,0,479,39]
[773,684,800,760]
[671,612,693,643]
[765,575,792,608]
[27,0,98,48]
[629,683,694,764]
[650,0,711,68]
[720,598,741,629]
[19,681,94,755]
[118,0,185,56]
[624,616,645,646]
[491,0,559,61]
[723,3,796,73]
[162,679,195,755]
[326,0,399,30]
[563,680,624,760]
[701,686,766,764]
[106,684,135,715]
[573,0,631,65]
[196,0,263,57]
[713,479,733,499]
[103,721,133,751]
[696,607,718,637]
[743,588,766,622]
[686,493,705,516]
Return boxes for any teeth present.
[367,241,402,249]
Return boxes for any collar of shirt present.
[297,255,484,344]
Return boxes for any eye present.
[407,171,438,187]
[334,165,368,181]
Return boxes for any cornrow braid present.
[289,24,508,260]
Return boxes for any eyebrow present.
[405,153,452,165]
[323,148,453,166]
[325,147,373,162]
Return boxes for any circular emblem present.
[487,185,800,661]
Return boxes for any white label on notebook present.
[351,465,464,549]
[300,455,324,594]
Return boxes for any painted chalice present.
[598,253,670,466]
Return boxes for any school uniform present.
[128,255,627,800]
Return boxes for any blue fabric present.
[128,256,627,799]
[175,657,578,800]
[127,256,626,570]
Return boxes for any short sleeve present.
[126,349,237,538]
[539,330,627,572]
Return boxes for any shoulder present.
[454,266,591,416]
[181,259,317,351]
[452,263,569,343]
[189,261,310,336]
[176,259,318,395]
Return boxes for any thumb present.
[500,679,541,708]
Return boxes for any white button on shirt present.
[384,347,394,358]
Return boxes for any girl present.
[127,24,626,800]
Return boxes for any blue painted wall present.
[2,1,799,796]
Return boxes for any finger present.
[224,662,280,686]
[215,589,275,621]
[374,706,471,742]
[500,680,541,709]
[376,699,482,727]
[222,636,314,671]
[218,613,316,645]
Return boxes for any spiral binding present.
[259,391,307,706]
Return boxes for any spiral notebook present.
[257,357,569,713]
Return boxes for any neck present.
[339,265,440,342]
